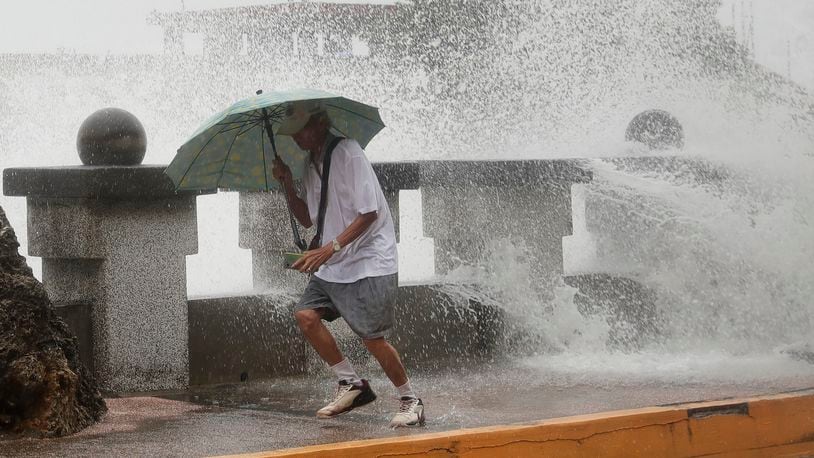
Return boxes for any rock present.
[564,274,663,350]
[0,206,106,437]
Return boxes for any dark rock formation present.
[565,274,663,350]
[0,206,106,436]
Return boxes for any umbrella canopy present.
[165,88,385,191]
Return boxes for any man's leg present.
[363,337,408,387]
[294,308,343,366]
[295,308,376,418]
[364,337,424,427]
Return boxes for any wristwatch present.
[331,239,341,253]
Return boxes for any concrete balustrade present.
[4,158,593,391]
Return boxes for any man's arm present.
[335,211,377,248]
[280,176,313,228]
[273,157,312,228]
[292,211,377,273]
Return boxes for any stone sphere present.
[77,108,147,166]
[625,109,684,150]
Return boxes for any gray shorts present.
[295,273,398,340]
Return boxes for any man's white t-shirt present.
[302,137,398,283]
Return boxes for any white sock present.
[330,358,361,385]
[396,381,417,400]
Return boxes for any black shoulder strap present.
[309,136,344,250]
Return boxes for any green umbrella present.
[165,88,385,192]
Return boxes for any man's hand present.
[291,212,377,274]
[271,156,293,186]
[291,244,334,273]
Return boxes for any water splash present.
[584,150,814,355]
[1,2,813,380]
[439,238,612,355]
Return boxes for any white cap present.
[275,100,326,135]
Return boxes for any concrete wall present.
[40,284,511,388]
[188,294,308,385]
[186,284,504,386]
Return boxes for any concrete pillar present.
[3,166,207,392]
[420,160,592,280]
[239,191,310,292]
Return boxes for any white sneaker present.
[389,397,425,428]
[316,379,377,418]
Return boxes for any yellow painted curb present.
[218,390,814,458]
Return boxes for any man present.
[271,102,425,428]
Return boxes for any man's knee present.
[294,309,322,331]
[362,337,388,350]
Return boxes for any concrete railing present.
[240,160,591,291]
[3,159,591,391]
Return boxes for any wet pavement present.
[2,358,814,457]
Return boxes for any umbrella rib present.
[212,120,262,187]
[267,104,286,118]
[216,112,263,124]
[235,120,262,137]
[217,113,264,126]
[262,106,288,127]
[216,119,260,126]
[176,123,233,190]
[217,130,243,185]
[216,122,260,135]
[240,113,265,122]
[239,106,282,121]
[324,103,384,126]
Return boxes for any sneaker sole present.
[316,388,377,419]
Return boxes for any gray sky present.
[1,0,167,54]
[1,0,812,88]
[0,1,404,54]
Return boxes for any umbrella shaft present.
[261,108,277,156]
[262,108,306,251]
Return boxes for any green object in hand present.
[283,251,304,269]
